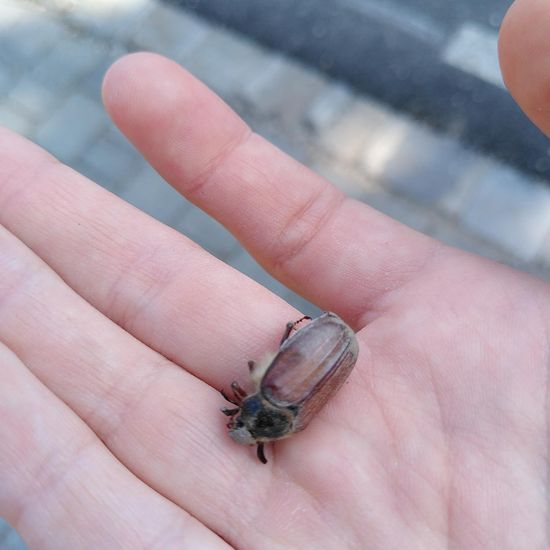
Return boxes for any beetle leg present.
[231,381,247,402]
[256,442,267,464]
[280,315,312,344]
[248,360,255,372]
[221,407,240,416]
[220,389,240,406]
[280,322,295,345]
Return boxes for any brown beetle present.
[221,312,359,463]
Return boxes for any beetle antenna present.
[280,315,312,344]
[221,407,240,416]
[220,389,240,406]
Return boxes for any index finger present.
[103,53,439,326]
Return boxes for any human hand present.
[0,2,549,547]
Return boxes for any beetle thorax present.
[229,393,296,445]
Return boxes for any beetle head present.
[228,416,256,445]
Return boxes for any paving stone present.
[78,126,145,191]
[428,217,520,266]
[80,43,130,100]
[174,204,242,260]
[311,158,380,198]
[0,62,16,97]
[29,35,107,95]
[360,111,418,177]
[0,518,10,540]
[33,0,74,12]
[0,0,37,67]
[240,57,327,123]
[438,155,490,215]
[0,103,34,136]
[534,226,550,269]
[311,157,521,267]
[362,189,433,234]
[66,0,154,41]
[0,519,27,550]
[248,116,309,164]
[132,2,210,58]
[34,94,109,164]
[304,81,354,133]
[369,123,477,205]
[182,29,269,100]
[0,11,69,71]
[319,96,396,165]
[240,55,286,106]
[458,164,550,261]
[7,79,59,120]
[118,164,190,223]
[441,22,503,89]
[0,0,29,25]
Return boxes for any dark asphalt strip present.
[167,0,550,180]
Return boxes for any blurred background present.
[1,0,549,546]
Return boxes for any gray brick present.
[0,103,34,136]
[249,117,308,164]
[319,97,395,164]
[0,11,69,70]
[66,0,155,41]
[369,123,477,205]
[80,44,130,100]
[182,30,269,100]
[29,35,107,96]
[363,190,433,234]
[240,57,327,123]
[77,127,145,192]
[0,0,28,25]
[312,158,518,266]
[0,62,16,97]
[441,23,503,89]
[118,164,190,223]
[33,0,74,12]
[34,94,109,164]
[458,163,550,261]
[7,79,58,120]
[305,81,353,133]
[311,158,379,198]
[132,3,210,58]
[534,228,550,269]
[360,112,418,177]
[428,219,518,265]
[174,204,241,261]
[240,55,285,106]
[0,520,27,550]
[0,0,34,67]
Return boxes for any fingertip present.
[499,0,550,135]
[99,50,249,183]
[499,0,531,92]
[101,52,179,124]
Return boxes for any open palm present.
[1,3,549,548]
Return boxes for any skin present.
[0,1,549,547]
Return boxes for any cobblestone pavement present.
[1,0,550,547]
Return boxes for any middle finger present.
[0,128,297,387]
